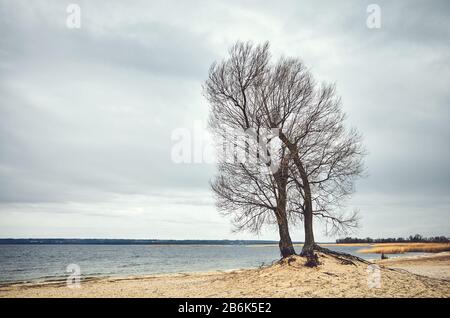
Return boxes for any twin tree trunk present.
[278,132,317,257]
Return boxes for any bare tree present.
[204,41,366,264]
[205,42,296,257]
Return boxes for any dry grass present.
[321,243,372,247]
[358,243,450,254]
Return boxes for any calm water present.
[0,244,423,283]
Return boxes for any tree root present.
[304,252,321,267]
[277,245,372,268]
[312,245,371,266]
[300,247,321,267]
[297,244,371,267]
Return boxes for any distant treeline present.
[336,234,449,244]
[0,239,282,245]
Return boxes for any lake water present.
[0,244,423,283]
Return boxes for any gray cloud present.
[0,0,449,240]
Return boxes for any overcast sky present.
[0,0,449,241]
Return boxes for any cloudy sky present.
[0,0,449,241]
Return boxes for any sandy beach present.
[376,252,450,280]
[1,252,448,298]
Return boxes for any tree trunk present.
[275,188,295,257]
[277,213,295,258]
[274,155,296,258]
[299,178,316,256]
[301,213,316,254]
[294,164,319,266]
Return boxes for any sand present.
[375,252,450,280]
[1,252,449,298]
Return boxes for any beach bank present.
[1,252,448,298]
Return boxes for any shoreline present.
[0,267,249,289]
[0,251,444,287]
[1,252,448,298]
